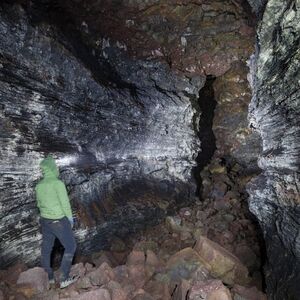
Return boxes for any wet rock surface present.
[248,0,300,298]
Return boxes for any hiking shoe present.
[60,277,77,289]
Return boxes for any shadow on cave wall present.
[48,175,196,265]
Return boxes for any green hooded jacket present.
[35,156,73,219]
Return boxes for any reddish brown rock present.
[166,248,210,282]
[180,230,193,241]
[194,236,249,285]
[60,285,80,299]
[70,263,86,279]
[75,276,93,290]
[88,262,115,286]
[145,250,160,267]
[0,262,27,286]
[127,264,147,288]
[231,285,267,300]
[158,238,182,262]
[17,267,49,294]
[67,288,111,300]
[144,280,171,300]
[9,291,28,300]
[112,251,129,265]
[92,250,119,267]
[16,283,37,298]
[133,241,159,254]
[188,279,232,300]
[32,289,60,300]
[145,250,161,278]
[113,265,130,285]
[212,230,235,250]
[106,280,128,300]
[172,279,191,300]
[85,262,94,272]
[127,250,145,266]
[213,199,232,211]
[212,62,260,167]
[131,289,155,300]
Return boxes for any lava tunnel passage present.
[0,0,272,299]
[193,75,217,196]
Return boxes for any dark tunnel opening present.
[193,76,217,197]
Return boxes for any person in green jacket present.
[35,156,77,288]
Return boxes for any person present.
[35,155,77,288]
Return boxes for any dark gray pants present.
[40,217,76,281]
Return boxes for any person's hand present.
[68,217,74,228]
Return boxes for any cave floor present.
[0,160,266,300]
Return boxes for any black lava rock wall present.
[0,4,203,267]
[248,0,300,298]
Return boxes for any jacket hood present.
[40,156,59,178]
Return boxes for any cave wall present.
[0,3,202,267]
[248,0,300,298]
[0,0,256,267]
[212,61,262,172]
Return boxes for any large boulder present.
[127,250,145,266]
[105,280,128,300]
[143,280,171,300]
[87,262,115,286]
[194,236,249,285]
[188,279,232,300]
[172,279,191,300]
[0,263,27,286]
[66,288,111,300]
[16,267,49,295]
[166,247,211,282]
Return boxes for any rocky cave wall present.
[1,0,299,298]
[0,0,257,269]
[0,0,257,268]
[0,3,202,267]
[247,0,300,298]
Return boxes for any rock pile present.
[0,236,266,300]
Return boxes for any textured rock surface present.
[0,3,201,267]
[39,0,254,77]
[246,0,267,17]
[0,204,267,299]
[194,236,249,286]
[188,279,232,300]
[0,0,256,267]
[213,62,262,171]
[16,267,49,294]
[248,0,300,298]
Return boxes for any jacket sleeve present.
[55,181,73,218]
